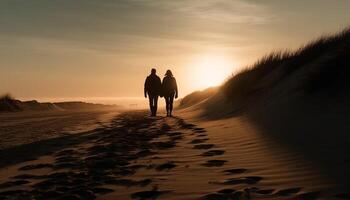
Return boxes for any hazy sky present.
[1,0,350,101]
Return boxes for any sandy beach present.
[0,110,118,150]
[0,109,349,200]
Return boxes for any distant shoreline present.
[0,95,123,112]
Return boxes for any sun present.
[190,55,234,90]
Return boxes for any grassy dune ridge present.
[180,27,350,112]
[222,27,350,108]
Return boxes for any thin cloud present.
[131,0,275,24]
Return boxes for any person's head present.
[151,68,156,75]
[165,70,173,77]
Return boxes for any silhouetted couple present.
[144,68,178,117]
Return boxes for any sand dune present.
[0,110,118,150]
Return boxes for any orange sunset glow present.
[2,1,350,104]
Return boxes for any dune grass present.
[0,93,22,112]
[0,93,14,100]
[222,27,350,105]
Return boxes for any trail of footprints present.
[0,116,199,200]
[179,119,228,168]
[0,115,349,200]
[0,115,175,200]
[179,119,335,200]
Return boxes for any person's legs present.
[148,95,153,116]
[153,96,158,116]
[169,95,174,116]
[151,97,155,116]
[165,96,170,116]
[149,95,157,116]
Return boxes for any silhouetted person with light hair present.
[162,70,178,117]
[144,68,162,116]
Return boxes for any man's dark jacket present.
[144,74,162,96]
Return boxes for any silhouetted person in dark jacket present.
[144,68,162,116]
[162,70,178,117]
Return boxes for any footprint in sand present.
[64,190,96,199]
[193,144,214,149]
[131,187,171,199]
[19,163,53,171]
[151,141,176,150]
[160,124,172,132]
[167,131,182,136]
[155,162,177,171]
[196,134,207,137]
[222,168,247,175]
[189,139,208,144]
[85,157,129,170]
[193,128,207,133]
[275,187,302,196]
[255,189,275,195]
[200,150,225,157]
[105,178,152,187]
[201,193,229,200]
[167,132,184,141]
[194,130,207,134]
[214,176,262,185]
[218,188,236,193]
[135,149,156,158]
[201,190,249,200]
[128,164,149,170]
[92,187,115,194]
[181,123,196,129]
[202,160,227,167]
[55,155,79,163]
